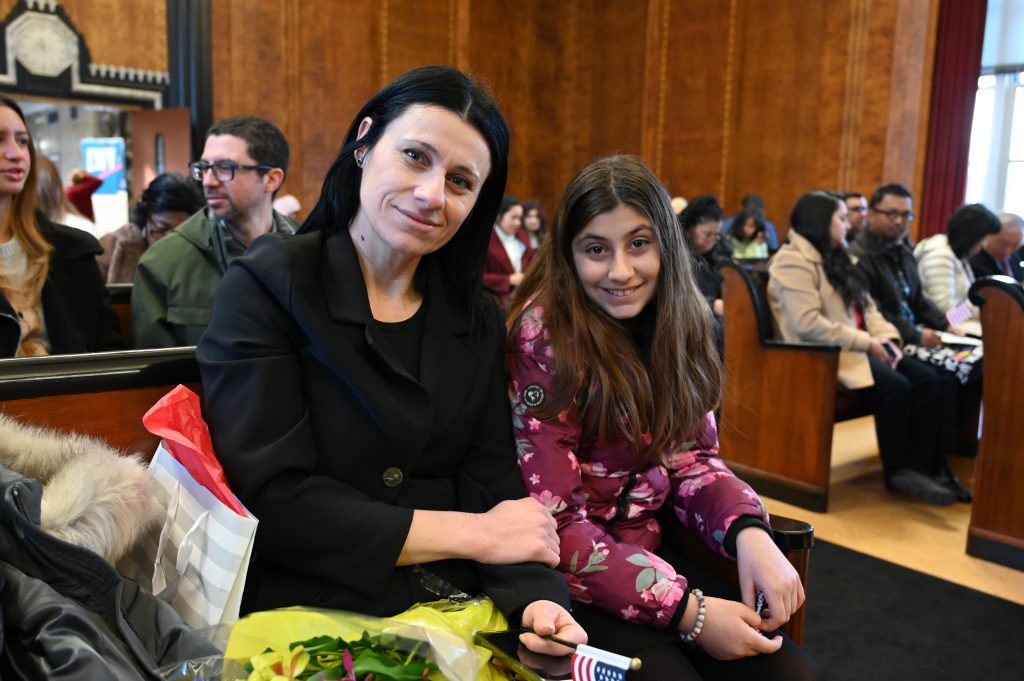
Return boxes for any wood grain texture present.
[59,0,167,74]
[204,0,941,246]
[968,284,1024,567]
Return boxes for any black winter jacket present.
[1,215,126,357]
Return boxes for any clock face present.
[9,14,77,78]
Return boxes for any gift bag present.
[119,386,257,630]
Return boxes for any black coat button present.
[382,466,403,487]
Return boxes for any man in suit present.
[969,212,1023,282]
[132,116,298,348]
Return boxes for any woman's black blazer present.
[197,229,569,620]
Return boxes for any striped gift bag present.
[119,442,257,629]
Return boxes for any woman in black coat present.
[0,96,124,357]
[197,66,585,655]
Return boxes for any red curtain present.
[919,0,988,238]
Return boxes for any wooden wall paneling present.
[383,0,452,83]
[837,0,871,194]
[293,0,380,216]
[658,0,732,203]
[59,0,168,74]
[640,0,670,175]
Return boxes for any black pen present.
[518,628,643,671]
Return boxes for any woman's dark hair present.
[790,191,867,308]
[509,155,722,463]
[728,208,764,243]
[498,194,520,222]
[301,65,509,323]
[132,173,204,230]
[678,194,723,232]
[946,203,1001,259]
[522,199,547,236]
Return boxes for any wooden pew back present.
[718,261,843,511]
[967,276,1024,570]
[0,347,199,458]
[107,283,132,345]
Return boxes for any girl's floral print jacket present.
[507,305,770,630]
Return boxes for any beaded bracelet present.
[681,588,706,646]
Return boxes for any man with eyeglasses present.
[848,183,954,349]
[842,192,868,241]
[132,116,297,348]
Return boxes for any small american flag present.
[572,644,631,681]
[946,301,972,327]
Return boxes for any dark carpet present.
[803,540,1024,680]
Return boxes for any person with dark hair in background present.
[522,199,547,249]
[842,191,868,241]
[970,212,1023,282]
[484,194,534,305]
[0,95,124,357]
[723,193,779,251]
[197,65,585,656]
[914,203,1001,338]
[132,115,298,348]
[847,183,954,348]
[509,156,820,680]
[769,191,958,505]
[726,207,768,260]
[679,195,727,350]
[97,173,205,283]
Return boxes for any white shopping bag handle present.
[152,481,210,595]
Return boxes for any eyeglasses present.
[189,160,273,182]
[847,206,868,213]
[870,208,915,222]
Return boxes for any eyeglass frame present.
[869,207,915,222]
[189,159,275,183]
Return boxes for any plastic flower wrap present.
[207,599,510,681]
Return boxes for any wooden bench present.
[0,346,815,644]
[966,276,1024,570]
[717,261,864,511]
[0,347,199,457]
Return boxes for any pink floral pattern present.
[508,305,769,630]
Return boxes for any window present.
[965,71,1024,214]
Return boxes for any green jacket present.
[131,208,297,348]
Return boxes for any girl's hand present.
[520,600,587,656]
[735,527,805,632]
[681,595,782,660]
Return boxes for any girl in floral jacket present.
[506,156,819,681]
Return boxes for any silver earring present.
[355,152,365,168]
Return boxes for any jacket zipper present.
[605,471,639,540]
[11,486,29,519]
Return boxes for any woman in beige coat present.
[768,191,964,505]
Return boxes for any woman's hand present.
[688,596,783,660]
[474,498,560,567]
[519,600,587,655]
[509,272,525,288]
[735,527,805,632]
[867,338,898,369]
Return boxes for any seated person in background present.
[969,212,1023,282]
[507,156,820,681]
[484,194,534,305]
[522,199,547,249]
[726,207,769,260]
[0,96,124,357]
[723,193,779,251]
[35,155,97,236]
[769,191,961,505]
[914,204,1001,338]
[97,173,204,284]
[197,66,585,656]
[848,183,955,348]
[842,191,868,241]
[132,116,297,348]
[679,195,727,349]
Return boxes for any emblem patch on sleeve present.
[522,383,546,408]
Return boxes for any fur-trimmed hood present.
[0,413,159,564]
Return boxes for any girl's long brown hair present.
[0,96,50,300]
[508,155,722,462]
